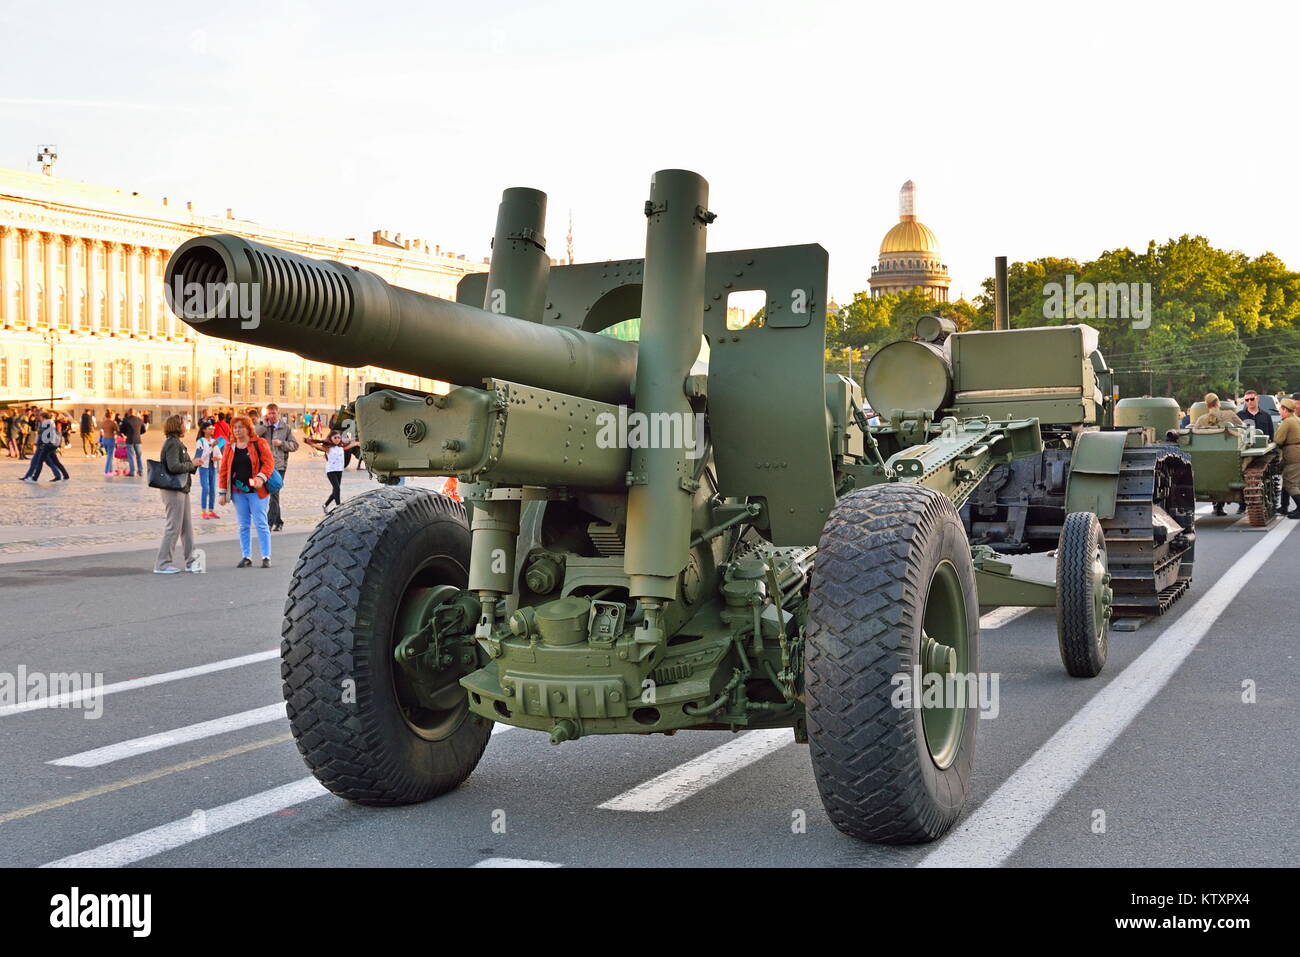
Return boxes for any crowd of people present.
[150,403,374,572]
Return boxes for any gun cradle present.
[356,381,629,490]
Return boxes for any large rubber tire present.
[281,486,491,804]
[1056,511,1110,678]
[805,484,980,844]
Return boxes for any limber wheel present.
[805,484,979,844]
[281,486,491,804]
[1056,511,1111,678]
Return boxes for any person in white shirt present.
[304,430,359,513]
[194,423,224,518]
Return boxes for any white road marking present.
[920,516,1299,868]
[0,649,280,718]
[978,606,1036,629]
[598,729,793,813]
[49,704,287,768]
[473,857,562,868]
[41,777,329,868]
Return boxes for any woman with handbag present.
[153,415,201,575]
[218,413,276,568]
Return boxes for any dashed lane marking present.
[0,649,280,717]
[50,704,287,767]
[41,775,329,867]
[598,729,793,813]
[0,733,293,826]
[978,606,1036,629]
[473,857,563,868]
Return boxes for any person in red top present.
[218,413,275,568]
[213,412,232,446]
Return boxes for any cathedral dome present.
[879,217,940,255]
[868,180,951,302]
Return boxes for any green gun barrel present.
[164,234,638,405]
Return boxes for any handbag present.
[265,468,284,493]
[147,459,188,491]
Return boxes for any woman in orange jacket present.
[218,413,276,568]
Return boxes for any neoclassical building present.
[868,180,951,302]
[0,165,491,418]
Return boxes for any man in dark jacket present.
[256,403,299,532]
[119,409,145,477]
[1237,390,1274,438]
[79,409,97,455]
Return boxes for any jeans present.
[233,491,271,559]
[126,442,143,476]
[22,444,50,479]
[199,466,217,511]
[45,446,69,480]
[100,437,115,472]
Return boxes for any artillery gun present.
[168,171,1123,844]
[1128,397,1283,525]
[865,322,1197,673]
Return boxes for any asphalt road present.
[0,503,1295,868]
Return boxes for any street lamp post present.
[222,342,239,411]
[43,327,61,409]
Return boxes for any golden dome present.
[879,216,940,255]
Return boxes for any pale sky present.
[1,0,1295,305]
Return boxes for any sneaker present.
[153,566,181,575]
[261,557,271,568]
[236,557,253,568]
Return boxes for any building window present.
[264,371,272,396]
[249,369,257,397]
[141,363,152,395]
[178,366,187,394]
[98,293,109,333]
[319,375,327,401]
[0,356,6,387]
[160,366,171,393]
[233,372,242,397]
[306,376,313,398]
[279,372,288,396]
[212,370,221,395]
[20,358,32,388]
[123,363,134,392]
[63,359,74,390]
[83,361,94,391]
[42,362,52,390]
[344,376,351,402]
[106,364,115,391]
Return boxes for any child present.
[113,433,129,476]
[304,430,359,513]
[194,423,223,518]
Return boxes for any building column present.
[17,230,34,330]
[42,231,59,330]
[106,242,121,336]
[143,247,157,338]
[63,235,80,332]
[84,239,99,336]
[0,225,11,329]
[123,244,138,337]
